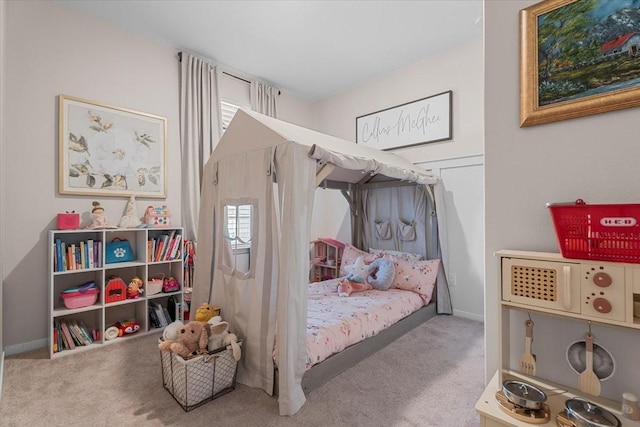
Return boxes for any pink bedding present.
[303,278,425,370]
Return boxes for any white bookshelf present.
[48,227,184,359]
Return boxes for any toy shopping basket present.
[547,199,640,263]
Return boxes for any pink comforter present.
[303,278,425,370]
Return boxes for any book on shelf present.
[154,304,168,328]
[154,239,165,262]
[79,241,86,270]
[87,239,94,269]
[169,234,182,260]
[60,322,76,350]
[163,230,176,260]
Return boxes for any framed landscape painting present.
[520,0,640,126]
[59,95,167,198]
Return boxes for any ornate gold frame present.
[520,0,640,127]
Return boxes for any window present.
[221,101,240,132]
[222,202,254,276]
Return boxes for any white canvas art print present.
[59,95,167,198]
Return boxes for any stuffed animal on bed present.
[337,256,372,297]
[338,256,396,296]
[366,257,396,291]
[158,321,209,359]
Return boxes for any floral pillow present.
[369,248,424,261]
[340,244,380,276]
[386,255,440,304]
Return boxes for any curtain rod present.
[178,52,280,95]
[222,71,251,85]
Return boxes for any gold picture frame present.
[59,95,167,198]
[520,0,640,127]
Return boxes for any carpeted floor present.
[0,315,484,426]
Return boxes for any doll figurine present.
[86,201,110,229]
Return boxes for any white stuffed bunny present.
[207,317,241,361]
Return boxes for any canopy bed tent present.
[191,109,451,415]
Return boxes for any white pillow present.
[369,248,424,261]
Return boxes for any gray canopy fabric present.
[191,109,451,415]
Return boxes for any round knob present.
[593,297,612,314]
[593,272,612,287]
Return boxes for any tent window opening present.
[223,203,253,275]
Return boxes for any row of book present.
[148,300,180,329]
[53,239,102,272]
[148,231,182,263]
[53,320,100,352]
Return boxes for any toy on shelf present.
[85,201,117,230]
[105,320,141,340]
[162,276,180,293]
[105,275,127,303]
[60,281,99,309]
[118,195,142,228]
[127,276,144,299]
[144,205,172,227]
[57,210,80,230]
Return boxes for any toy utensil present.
[519,319,537,376]
[578,332,601,396]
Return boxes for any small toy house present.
[310,238,345,282]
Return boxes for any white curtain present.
[250,81,279,118]
[179,52,222,240]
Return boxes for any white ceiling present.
[57,0,483,102]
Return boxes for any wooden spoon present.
[578,333,601,396]
[519,320,536,376]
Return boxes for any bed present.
[274,244,441,393]
[192,109,451,415]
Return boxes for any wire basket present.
[547,199,640,263]
[160,340,240,411]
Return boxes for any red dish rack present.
[547,199,640,263]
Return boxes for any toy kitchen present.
[476,250,640,427]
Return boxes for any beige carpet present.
[0,315,483,427]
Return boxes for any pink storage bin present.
[61,288,99,309]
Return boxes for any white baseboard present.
[453,310,484,323]
[4,338,47,356]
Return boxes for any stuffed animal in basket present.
[158,321,209,359]
[207,316,241,362]
[337,256,372,297]
[194,302,220,324]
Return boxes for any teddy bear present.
[207,316,242,361]
[158,321,209,359]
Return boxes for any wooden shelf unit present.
[49,227,184,358]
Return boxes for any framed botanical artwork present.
[59,95,167,197]
[521,0,640,127]
[356,91,452,150]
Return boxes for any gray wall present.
[485,1,640,396]
[310,39,485,320]
[0,0,313,352]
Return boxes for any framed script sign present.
[356,91,452,150]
